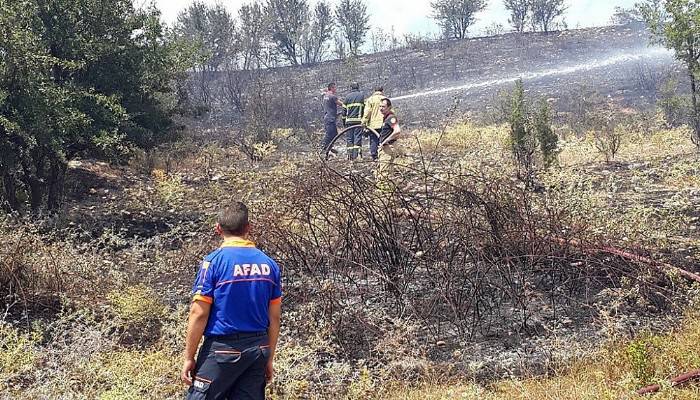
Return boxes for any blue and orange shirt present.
[191,238,282,336]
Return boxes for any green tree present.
[239,3,268,70]
[174,1,237,72]
[265,0,309,66]
[638,0,700,146]
[301,1,334,63]
[507,80,558,185]
[334,0,369,56]
[431,0,487,39]
[0,0,187,211]
[504,0,530,33]
[532,99,559,169]
[509,79,536,184]
[529,0,567,33]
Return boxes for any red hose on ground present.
[548,237,700,394]
[636,369,700,395]
[549,237,700,285]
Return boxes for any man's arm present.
[265,300,282,382]
[181,300,211,385]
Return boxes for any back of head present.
[374,86,383,93]
[350,82,359,91]
[218,202,249,236]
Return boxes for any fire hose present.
[551,237,700,395]
[636,369,700,395]
[550,237,700,285]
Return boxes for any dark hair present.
[380,97,392,107]
[374,86,383,92]
[327,82,336,90]
[218,202,249,235]
[350,82,359,90]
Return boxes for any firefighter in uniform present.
[376,97,403,191]
[343,82,366,160]
[361,86,385,161]
[182,202,282,400]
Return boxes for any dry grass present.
[2,117,700,399]
[387,305,700,399]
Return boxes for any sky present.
[149,0,640,37]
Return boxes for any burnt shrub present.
[251,158,675,358]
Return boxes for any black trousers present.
[344,122,363,160]
[187,333,269,400]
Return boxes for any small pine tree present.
[508,79,536,185]
[533,99,559,169]
[508,80,559,186]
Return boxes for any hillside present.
[4,21,700,400]
[195,23,678,131]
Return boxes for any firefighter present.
[375,97,403,191]
[343,82,366,160]
[361,86,385,161]
[182,202,282,400]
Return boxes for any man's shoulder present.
[204,247,225,262]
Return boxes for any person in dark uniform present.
[343,82,366,160]
[181,202,282,400]
[321,82,344,154]
[375,97,403,191]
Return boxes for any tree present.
[174,2,237,71]
[504,0,530,33]
[174,1,238,108]
[529,0,566,33]
[508,79,536,184]
[334,0,370,56]
[265,0,309,66]
[239,2,268,70]
[300,1,334,63]
[0,0,187,211]
[532,99,559,169]
[431,0,487,40]
[610,6,645,25]
[507,80,558,184]
[638,0,700,146]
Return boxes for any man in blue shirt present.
[181,202,282,400]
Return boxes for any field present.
[3,3,700,396]
[3,112,700,398]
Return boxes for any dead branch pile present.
[255,160,684,355]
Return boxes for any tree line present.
[175,0,370,70]
[432,0,567,39]
[181,0,571,71]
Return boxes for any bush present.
[0,323,39,383]
[533,99,559,169]
[591,127,623,164]
[506,80,559,182]
[86,350,181,400]
[657,78,690,127]
[107,285,168,346]
[151,169,186,206]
